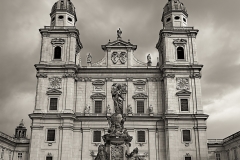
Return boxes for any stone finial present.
[19,119,24,127]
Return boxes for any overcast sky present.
[0,0,240,139]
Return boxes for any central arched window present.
[54,46,61,59]
[177,47,185,60]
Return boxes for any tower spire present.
[162,0,188,28]
[15,119,27,139]
[50,0,77,27]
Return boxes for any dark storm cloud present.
[0,0,240,139]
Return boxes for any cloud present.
[205,88,240,138]
[0,0,240,139]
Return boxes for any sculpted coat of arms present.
[176,78,189,90]
[111,52,119,64]
[119,52,127,64]
[49,77,62,89]
[111,52,127,64]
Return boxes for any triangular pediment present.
[176,89,191,96]
[46,89,62,95]
[102,39,137,50]
[90,93,106,99]
[132,93,148,99]
[173,39,187,44]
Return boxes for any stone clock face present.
[176,78,189,90]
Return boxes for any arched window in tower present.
[177,47,185,60]
[54,46,61,59]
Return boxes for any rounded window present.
[174,16,180,20]
[177,47,185,60]
[183,18,186,22]
[166,18,171,23]
[54,46,61,59]
[58,15,64,20]
[68,17,72,22]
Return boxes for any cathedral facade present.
[0,0,212,160]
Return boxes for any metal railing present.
[207,139,223,144]
[165,26,195,30]
[44,26,76,30]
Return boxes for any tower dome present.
[50,0,77,27]
[162,0,188,28]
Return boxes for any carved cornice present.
[76,77,93,82]
[190,73,202,79]
[126,77,133,82]
[173,39,187,44]
[90,93,106,99]
[42,32,50,37]
[46,89,62,95]
[133,80,146,85]
[176,89,191,96]
[69,33,77,38]
[51,38,65,45]
[188,33,197,38]
[132,93,148,99]
[84,77,92,82]
[36,73,47,78]
[162,33,172,38]
[147,77,161,82]
[62,73,76,78]
[105,77,113,82]
[164,74,175,79]
[92,80,105,85]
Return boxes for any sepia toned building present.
[208,131,240,160]
[0,120,30,160]
[1,0,228,159]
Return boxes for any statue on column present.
[111,83,127,114]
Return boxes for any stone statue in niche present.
[147,54,152,66]
[84,105,90,114]
[117,28,122,39]
[127,105,133,114]
[95,144,108,160]
[176,78,189,90]
[49,77,62,89]
[149,105,153,114]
